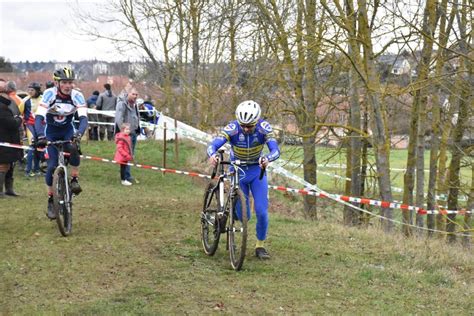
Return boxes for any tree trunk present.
[463,164,473,248]
[360,109,370,226]
[190,0,201,126]
[301,0,319,219]
[446,0,471,243]
[427,0,454,236]
[344,132,354,225]
[414,0,438,235]
[346,0,362,226]
[358,0,393,232]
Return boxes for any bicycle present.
[49,140,78,237]
[200,149,265,271]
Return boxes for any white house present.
[93,62,109,75]
[391,58,411,75]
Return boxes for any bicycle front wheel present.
[228,189,248,271]
[201,182,221,255]
[52,166,72,236]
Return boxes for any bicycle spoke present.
[53,167,72,236]
[228,189,248,271]
[201,183,221,255]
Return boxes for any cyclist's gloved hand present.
[72,132,82,143]
[35,136,48,148]
[259,156,269,168]
[208,154,219,167]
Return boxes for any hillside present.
[0,140,472,314]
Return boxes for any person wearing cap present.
[23,82,44,177]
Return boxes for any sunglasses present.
[240,124,256,129]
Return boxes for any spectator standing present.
[23,82,44,177]
[86,90,100,140]
[96,83,117,140]
[5,80,26,170]
[0,93,23,197]
[114,87,140,183]
[4,81,23,116]
[114,123,133,186]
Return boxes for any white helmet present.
[137,98,144,106]
[235,100,261,125]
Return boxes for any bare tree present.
[413,0,439,234]
[250,0,334,218]
[426,0,456,236]
[446,0,472,243]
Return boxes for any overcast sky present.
[0,0,128,62]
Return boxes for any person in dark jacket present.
[96,83,117,140]
[0,93,23,197]
[86,90,100,140]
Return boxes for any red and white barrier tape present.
[268,185,472,215]
[1,141,471,216]
[82,154,211,179]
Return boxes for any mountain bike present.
[49,140,77,237]
[200,149,265,271]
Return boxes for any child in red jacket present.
[114,123,133,186]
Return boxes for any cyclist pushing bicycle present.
[34,67,88,220]
[207,100,280,260]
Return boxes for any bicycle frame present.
[50,140,71,202]
[212,150,262,229]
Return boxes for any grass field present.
[0,140,473,314]
[279,145,472,203]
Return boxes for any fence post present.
[174,118,179,165]
[163,122,167,169]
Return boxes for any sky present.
[0,0,129,62]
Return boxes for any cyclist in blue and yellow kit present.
[207,100,280,259]
[34,68,88,220]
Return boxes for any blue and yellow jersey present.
[207,119,280,163]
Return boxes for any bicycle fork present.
[58,153,72,212]
[217,181,227,234]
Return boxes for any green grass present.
[0,140,473,314]
[279,145,471,204]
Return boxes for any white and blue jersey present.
[34,87,88,186]
[35,87,88,133]
[207,119,280,241]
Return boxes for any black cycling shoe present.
[70,178,82,195]
[255,247,271,260]
[47,196,56,220]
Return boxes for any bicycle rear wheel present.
[228,189,248,271]
[52,166,72,236]
[201,182,221,255]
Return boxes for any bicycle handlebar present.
[47,140,73,146]
[211,149,266,180]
